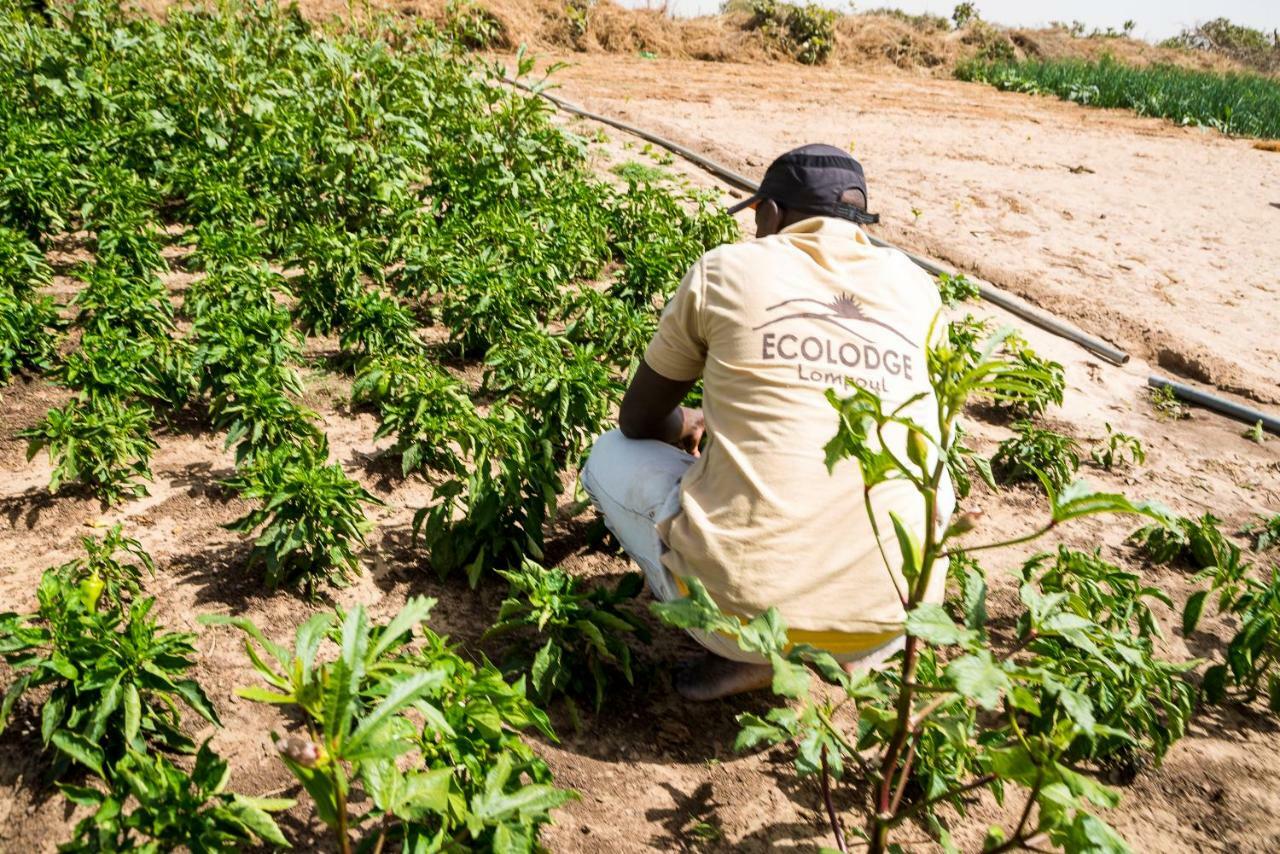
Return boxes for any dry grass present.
[132,0,1254,76]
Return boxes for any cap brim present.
[726,193,761,215]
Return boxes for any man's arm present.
[619,361,705,456]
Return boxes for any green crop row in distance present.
[957,55,1280,139]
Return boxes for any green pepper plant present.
[58,741,293,852]
[223,438,380,593]
[0,569,219,778]
[485,559,649,718]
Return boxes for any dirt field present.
[3,50,1280,853]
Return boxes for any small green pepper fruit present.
[906,428,930,469]
[79,574,104,612]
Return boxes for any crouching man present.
[581,144,953,700]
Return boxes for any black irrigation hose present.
[1149,376,1280,436]
[860,236,1130,366]
[512,76,1280,432]
[508,77,1130,366]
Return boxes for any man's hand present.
[672,406,705,457]
[619,361,702,453]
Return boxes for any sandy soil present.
[3,54,1280,854]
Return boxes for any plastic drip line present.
[508,77,1129,366]
[1149,376,1280,436]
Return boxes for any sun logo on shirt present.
[753,292,917,347]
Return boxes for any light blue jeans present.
[580,429,905,666]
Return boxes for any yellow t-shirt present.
[646,216,955,639]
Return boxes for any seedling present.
[1242,514,1280,552]
[935,272,979,306]
[1129,512,1233,569]
[1148,385,1188,420]
[1090,423,1146,470]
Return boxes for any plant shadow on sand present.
[0,487,69,529]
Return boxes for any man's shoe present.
[674,654,773,701]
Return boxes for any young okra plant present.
[204,597,574,853]
[1089,424,1146,471]
[1128,511,1233,570]
[1241,513,1280,552]
[655,321,1171,853]
[485,559,650,718]
[1184,558,1280,715]
[1017,548,1196,776]
[936,272,981,307]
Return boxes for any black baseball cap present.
[728,143,879,225]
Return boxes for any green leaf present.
[1182,590,1209,635]
[345,670,444,758]
[650,577,741,638]
[474,781,576,822]
[769,653,811,700]
[369,596,436,661]
[530,640,558,695]
[1050,683,1096,732]
[890,511,922,584]
[396,768,452,819]
[200,614,291,667]
[88,677,123,741]
[945,651,1009,710]
[734,712,784,751]
[906,602,975,647]
[236,685,298,704]
[738,608,788,655]
[122,682,141,747]
[51,730,104,776]
[226,795,293,847]
[173,679,221,726]
[1051,481,1169,525]
[1202,664,1229,703]
[1062,813,1131,854]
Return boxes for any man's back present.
[646,216,953,638]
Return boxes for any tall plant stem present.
[334,765,352,854]
[820,746,849,854]
[870,447,947,854]
[868,633,920,854]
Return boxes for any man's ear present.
[755,199,783,238]
[839,188,867,210]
